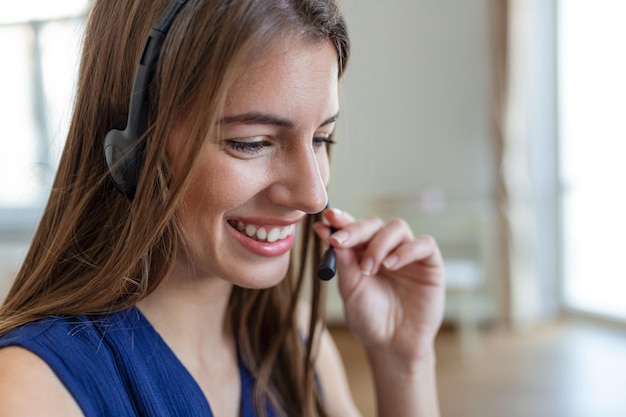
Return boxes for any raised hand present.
[314,207,446,364]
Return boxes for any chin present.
[225,257,291,290]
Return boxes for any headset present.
[104,0,189,200]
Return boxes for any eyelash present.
[313,136,336,147]
[226,140,270,155]
[226,137,336,155]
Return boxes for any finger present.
[328,216,385,248]
[357,218,415,276]
[322,207,355,229]
[382,235,444,273]
[312,221,332,242]
[315,209,353,246]
[333,246,364,299]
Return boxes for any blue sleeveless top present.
[0,307,277,417]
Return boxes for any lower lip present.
[227,223,296,257]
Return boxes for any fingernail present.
[329,207,355,222]
[361,257,374,276]
[330,230,349,245]
[312,223,325,236]
[330,208,343,216]
[383,255,398,270]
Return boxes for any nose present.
[267,144,329,214]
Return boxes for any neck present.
[137,264,235,359]
[137,264,244,417]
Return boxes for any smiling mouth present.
[228,220,295,243]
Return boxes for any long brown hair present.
[0,0,349,416]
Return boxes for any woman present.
[0,0,445,416]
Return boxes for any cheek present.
[181,164,229,216]
[181,175,214,215]
[181,153,271,216]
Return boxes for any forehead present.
[223,37,340,121]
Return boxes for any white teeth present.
[267,228,280,243]
[231,221,294,243]
[245,224,256,237]
[279,226,291,239]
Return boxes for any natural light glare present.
[0,0,90,24]
[0,26,39,206]
[0,16,84,206]
[40,22,83,172]
[560,0,626,320]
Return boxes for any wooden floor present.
[330,316,626,417]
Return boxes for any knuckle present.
[386,217,408,229]
[416,234,437,246]
[363,215,385,228]
[374,216,386,227]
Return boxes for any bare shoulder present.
[0,346,83,417]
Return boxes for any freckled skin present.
[168,38,339,289]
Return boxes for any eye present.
[225,139,271,155]
[313,136,336,148]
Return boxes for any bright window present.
[0,1,90,221]
[559,0,626,320]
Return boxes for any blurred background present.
[1,0,626,416]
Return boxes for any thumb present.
[334,246,365,301]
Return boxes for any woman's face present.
[169,38,339,288]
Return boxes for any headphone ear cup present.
[104,115,141,200]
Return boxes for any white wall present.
[326,1,500,323]
[331,0,493,217]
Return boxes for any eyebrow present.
[218,111,339,129]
